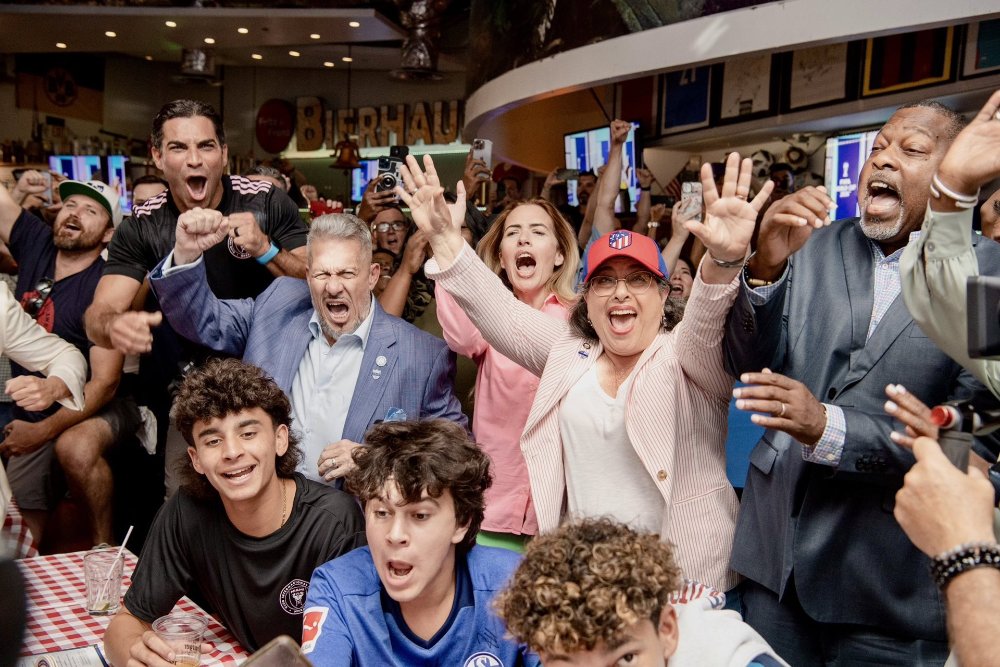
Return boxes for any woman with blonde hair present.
[435,197,579,551]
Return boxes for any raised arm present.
[901,89,1000,396]
[396,154,564,376]
[577,120,631,248]
[632,168,654,236]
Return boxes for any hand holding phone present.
[471,139,493,179]
[680,182,703,222]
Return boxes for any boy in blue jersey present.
[302,419,538,666]
[496,518,789,667]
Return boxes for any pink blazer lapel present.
[521,338,600,445]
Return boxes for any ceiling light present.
[237,27,249,34]
[204,37,215,44]
[342,56,353,63]
[56,42,67,49]
[105,31,117,38]
[145,55,153,61]
[251,53,263,60]
[323,61,335,68]
[289,50,300,57]
[349,21,360,28]
[165,20,177,28]
[310,33,321,40]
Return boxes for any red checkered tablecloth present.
[19,550,249,664]
[3,497,39,558]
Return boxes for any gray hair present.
[308,213,373,260]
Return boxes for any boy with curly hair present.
[302,419,539,666]
[104,359,365,664]
[496,518,787,667]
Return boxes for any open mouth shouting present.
[863,174,902,222]
[607,306,638,335]
[513,252,538,279]
[185,175,209,203]
[324,298,352,326]
[386,560,413,581]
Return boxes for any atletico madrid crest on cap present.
[609,230,632,250]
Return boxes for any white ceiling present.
[0,5,465,73]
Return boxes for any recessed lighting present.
[349,21,360,28]
[105,31,117,38]
[251,53,263,60]
[165,20,177,28]
[310,33,321,40]
[204,37,215,44]
[289,50,301,57]
[342,56,353,63]
[237,27,249,34]
[323,61,335,68]
[145,55,153,61]
[56,42,67,49]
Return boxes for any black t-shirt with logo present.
[103,175,308,407]
[8,211,101,422]
[124,473,365,651]
[106,174,307,300]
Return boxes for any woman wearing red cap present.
[398,152,772,596]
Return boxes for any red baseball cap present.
[581,230,669,283]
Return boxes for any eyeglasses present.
[588,271,656,297]
[23,278,54,319]
[375,221,407,233]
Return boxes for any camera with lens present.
[374,145,410,196]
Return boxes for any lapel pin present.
[371,368,382,380]
[578,350,589,358]
[376,355,387,367]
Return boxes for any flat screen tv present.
[823,130,879,222]
[563,122,640,213]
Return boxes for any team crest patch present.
[301,606,328,653]
[279,579,310,614]
[228,236,253,260]
[464,652,503,667]
[609,230,632,250]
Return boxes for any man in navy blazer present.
[148,210,466,483]
[724,101,1000,664]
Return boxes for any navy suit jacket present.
[149,257,467,444]
[724,219,1000,641]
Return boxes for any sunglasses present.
[24,278,54,319]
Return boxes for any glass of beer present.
[152,613,208,666]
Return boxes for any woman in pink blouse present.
[435,198,579,550]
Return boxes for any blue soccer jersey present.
[302,545,538,667]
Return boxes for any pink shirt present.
[435,283,569,535]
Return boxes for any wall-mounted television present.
[564,122,640,213]
[49,155,131,214]
[823,130,879,222]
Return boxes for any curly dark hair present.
[171,359,302,499]
[347,419,491,552]
[568,286,686,340]
[496,518,682,655]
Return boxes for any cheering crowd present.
[3,89,1000,666]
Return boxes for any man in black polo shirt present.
[84,100,309,493]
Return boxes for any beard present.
[859,211,905,242]
[52,226,105,252]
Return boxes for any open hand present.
[936,88,1000,195]
[396,154,466,268]
[686,152,773,264]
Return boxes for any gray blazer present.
[149,257,467,444]
[724,219,1000,640]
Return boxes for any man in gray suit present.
[725,100,1000,664]
[148,211,466,484]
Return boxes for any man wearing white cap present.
[0,173,140,547]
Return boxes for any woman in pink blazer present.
[400,153,772,593]
[435,198,578,549]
